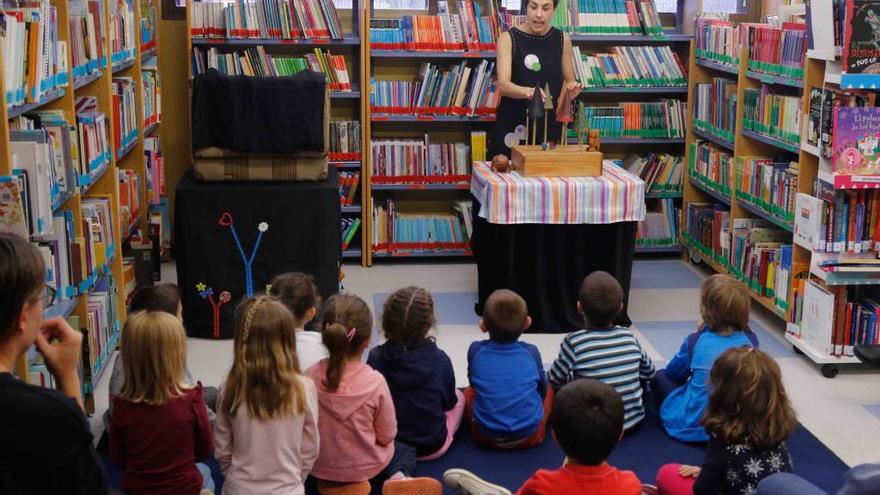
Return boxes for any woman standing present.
[490,0,582,159]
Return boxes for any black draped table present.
[175,166,340,339]
[471,161,646,333]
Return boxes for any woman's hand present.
[678,465,702,478]
[523,86,548,101]
[565,80,583,98]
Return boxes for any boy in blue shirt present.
[465,289,549,449]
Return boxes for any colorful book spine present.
[109,0,136,63]
[190,0,346,40]
[370,138,470,183]
[745,22,807,79]
[341,217,361,250]
[69,0,106,80]
[694,18,740,66]
[142,68,161,127]
[623,153,684,193]
[689,141,734,196]
[683,202,730,263]
[111,78,138,157]
[693,77,737,143]
[742,85,802,147]
[338,171,360,206]
[572,45,688,88]
[329,120,361,160]
[371,198,471,254]
[735,157,798,224]
[637,197,680,247]
[576,100,686,139]
[369,3,499,52]
[549,0,664,36]
[810,179,880,254]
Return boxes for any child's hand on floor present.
[678,465,701,478]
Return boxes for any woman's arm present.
[496,32,535,100]
[560,33,582,97]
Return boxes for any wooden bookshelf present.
[0,0,165,411]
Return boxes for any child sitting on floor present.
[444,379,644,495]
[109,311,214,495]
[305,293,440,495]
[367,287,463,460]
[654,274,759,442]
[548,271,655,431]
[656,347,797,495]
[214,296,319,495]
[270,272,328,370]
[466,289,549,449]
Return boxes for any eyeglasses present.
[42,284,56,308]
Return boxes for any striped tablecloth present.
[470,161,646,225]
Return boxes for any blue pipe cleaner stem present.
[228,224,256,297]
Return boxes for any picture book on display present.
[832,106,880,180]
[842,0,880,88]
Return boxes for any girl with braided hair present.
[214,295,319,495]
[368,287,464,461]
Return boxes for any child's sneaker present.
[382,477,442,495]
[443,469,512,495]
[315,480,371,495]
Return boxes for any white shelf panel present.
[785,328,861,365]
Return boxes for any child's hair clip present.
[346,328,356,342]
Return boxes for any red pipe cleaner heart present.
[218,212,234,226]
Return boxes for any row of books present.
[684,202,729,263]
[742,86,802,148]
[341,217,361,250]
[622,153,684,193]
[550,0,665,36]
[728,220,792,310]
[191,46,352,90]
[370,137,470,183]
[370,60,498,116]
[794,185,880,255]
[693,77,737,143]
[735,157,798,225]
[636,198,679,247]
[690,141,734,196]
[141,0,158,53]
[111,78,138,156]
[371,198,471,254]
[69,0,106,79]
[76,97,113,183]
[576,100,686,139]
[368,1,498,51]
[805,86,875,160]
[339,171,359,206]
[571,45,687,89]
[142,68,161,127]
[109,0,136,63]
[796,281,880,357]
[2,0,68,109]
[190,0,346,40]
[694,18,741,67]
[83,275,121,390]
[329,120,361,160]
[119,169,142,235]
[745,22,807,77]
[144,136,164,205]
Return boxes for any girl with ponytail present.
[305,293,441,495]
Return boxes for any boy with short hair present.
[548,271,655,430]
[445,379,643,495]
[466,289,549,448]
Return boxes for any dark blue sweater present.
[367,340,457,456]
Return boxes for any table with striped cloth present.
[470,160,647,225]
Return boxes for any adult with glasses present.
[0,232,108,494]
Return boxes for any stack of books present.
[572,45,687,89]
[735,157,798,224]
[329,120,361,160]
[636,198,680,247]
[75,96,112,183]
[693,77,737,143]
[694,18,740,67]
[745,23,807,79]
[84,274,121,390]
[339,171,360,206]
[370,60,498,117]
[743,85,802,147]
[142,68,161,127]
[192,47,352,90]
[728,218,792,310]
[69,0,106,80]
[371,198,470,254]
[369,1,498,51]
[190,0,346,40]
[689,141,734,196]
[577,100,686,139]
[109,0,136,63]
[2,0,68,108]
[623,153,684,193]
[550,0,664,36]
[683,202,730,264]
[370,137,470,183]
[111,78,138,156]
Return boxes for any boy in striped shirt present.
[548,271,655,431]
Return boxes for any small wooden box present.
[510,145,603,177]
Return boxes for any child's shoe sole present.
[382,477,442,495]
[316,480,371,495]
[443,469,512,495]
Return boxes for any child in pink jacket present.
[305,294,440,495]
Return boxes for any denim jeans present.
[196,463,215,492]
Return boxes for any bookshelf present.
[0,0,164,410]
[186,0,369,265]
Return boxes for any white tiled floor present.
[92,258,880,468]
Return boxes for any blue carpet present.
[99,412,848,494]
[630,261,704,290]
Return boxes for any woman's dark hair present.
[381,287,435,347]
[321,294,372,391]
[0,233,45,337]
[128,284,181,316]
[523,0,559,9]
[270,272,322,321]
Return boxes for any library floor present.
[91,258,880,469]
